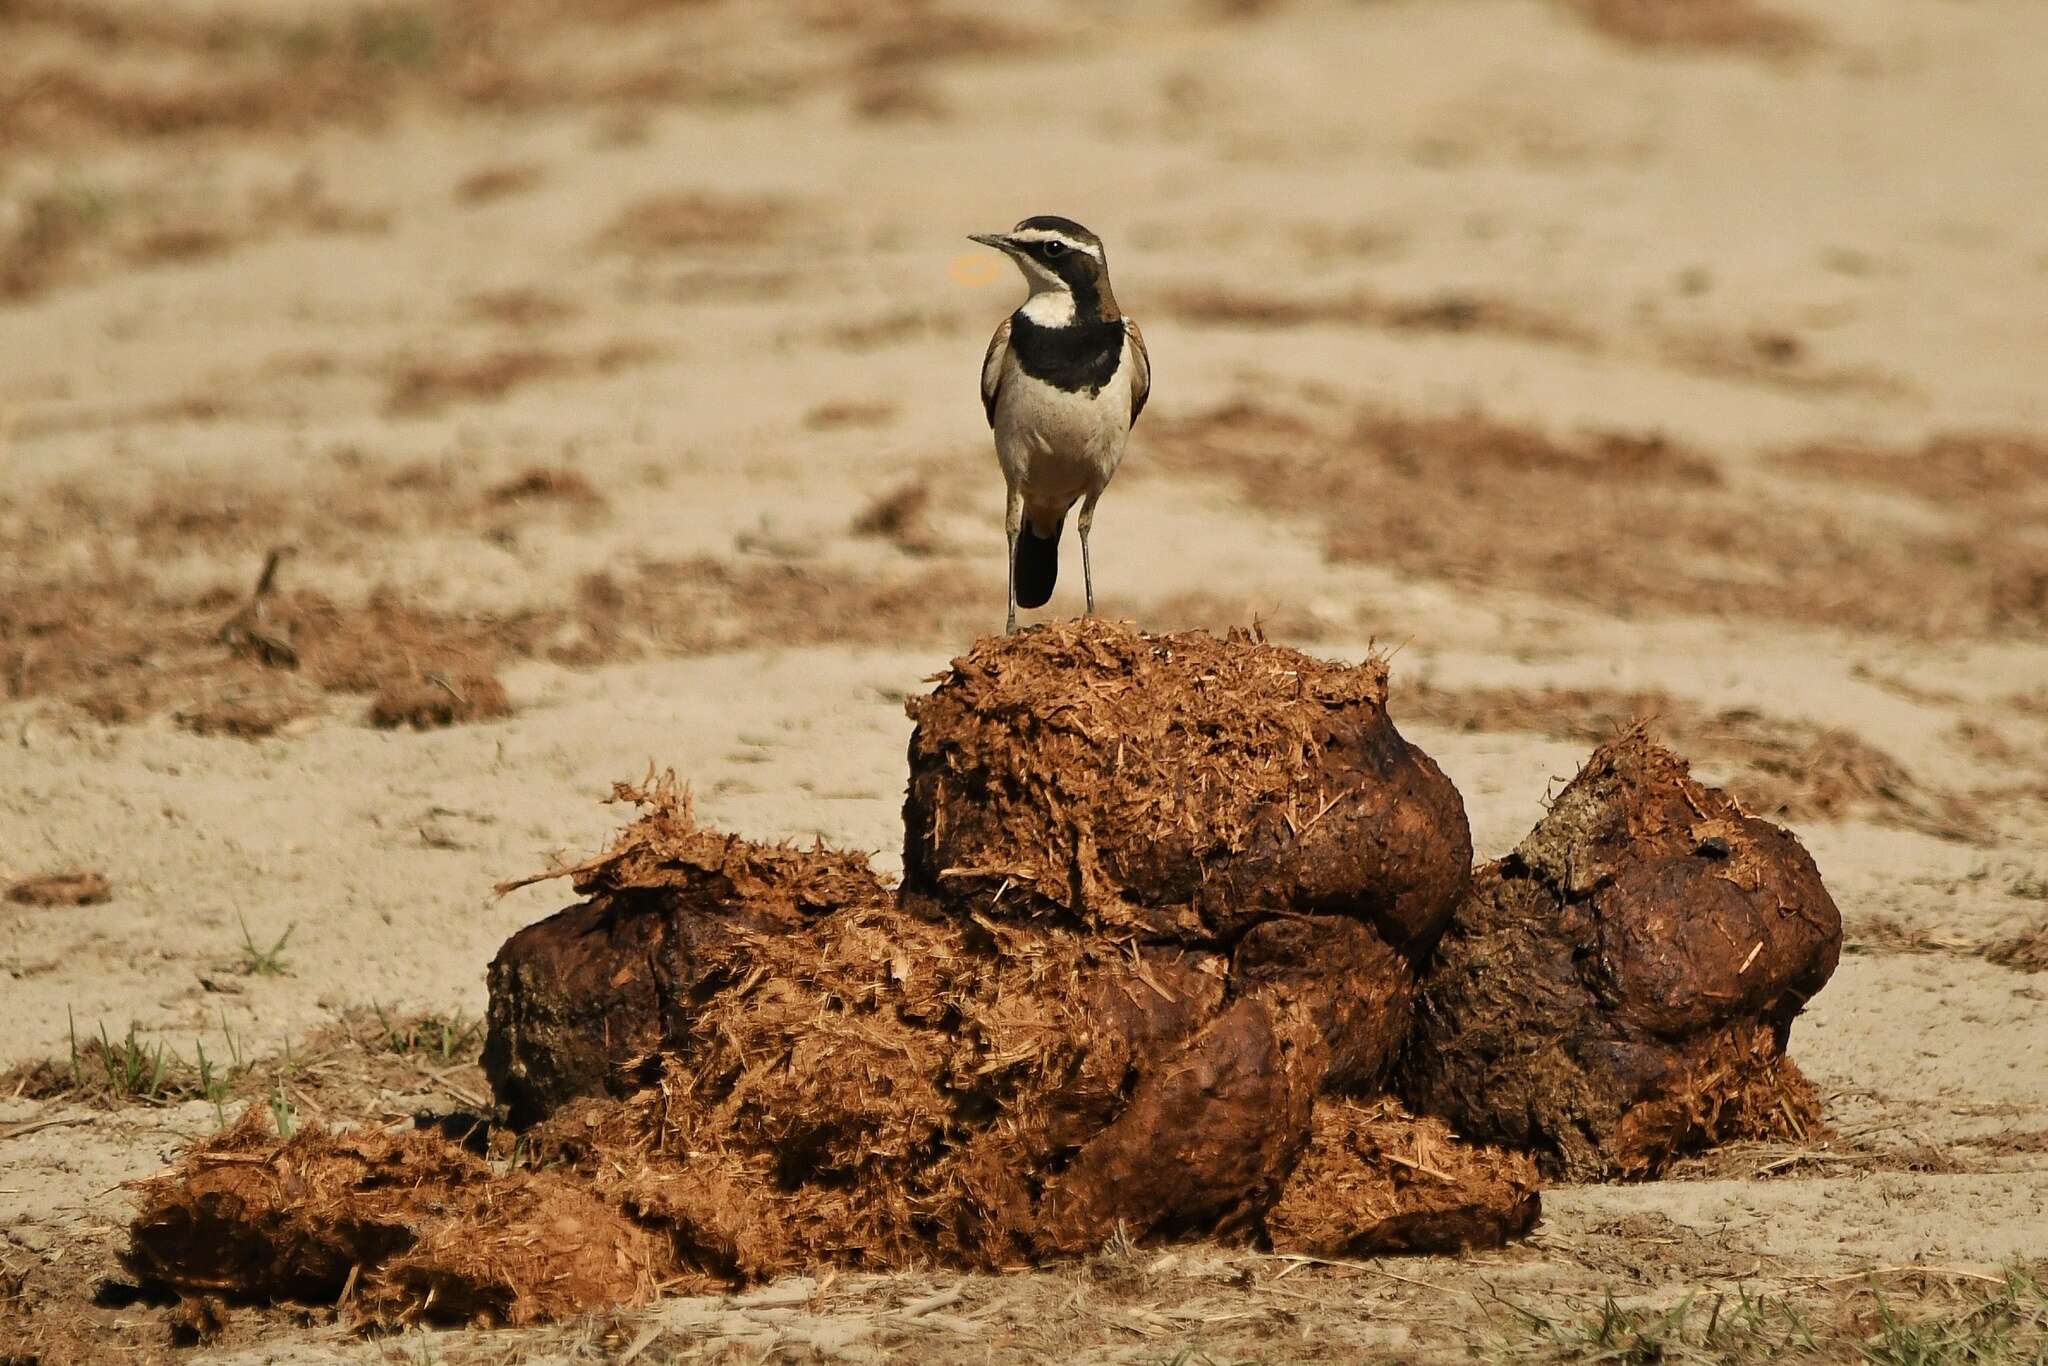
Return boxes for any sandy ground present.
[3,0,2047,1360]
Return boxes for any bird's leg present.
[1077,492,1101,617]
[1004,483,1023,634]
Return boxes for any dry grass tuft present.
[850,74,952,121]
[123,223,235,265]
[1660,326,1902,396]
[554,557,990,663]
[1784,431,2048,518]
[850,11,1050,68]
[1823,912,2046,973]
[483,466,604,506]
[452,161,546,205]
[383,340,660,413]
[463,287,582,329]
[383,348,567,414]
[1983,920,2048,974]
[1494,1265,2048,1364]
[1561,0,1817,54]
[1160,285,1597,349]
[1,170,387,302]
[1,546,544,736]
[173,691,313,738]
[0,2,765,152]
[0,183,118,299]
[805,397,899,430]
[366,670,513,730]
[596,191,798,255]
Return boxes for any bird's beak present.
[968,231,1012,252]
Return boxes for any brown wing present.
[979,316,1012,427]
[1125,316,1151,426]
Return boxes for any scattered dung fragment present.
[483,774,894,1126]
[903,618,1471,954]
[366,671,513,729]
[1399,729,1840,1180]
[1267,1098,1541,1256]
[125,1110,683,1328]
[6,870,112,906]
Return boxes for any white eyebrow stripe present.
[1008,228,1103,259]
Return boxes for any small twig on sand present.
[0,1116,90,1142]
[615,1323,662,1365]
[1808,1265,2008,1287]
[1260,1253,1449,1292]
[1752,1149,1853,1177]
[897,1285,966,1318]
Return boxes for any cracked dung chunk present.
[903,618,1471,956]
[482,773,891,1127]
[1399,730,1840,1179]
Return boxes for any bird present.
[969,216,1149,634]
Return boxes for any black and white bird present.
[970,216,1149,633]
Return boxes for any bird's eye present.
[1042,240,1068,258]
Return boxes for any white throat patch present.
[1014,251,1077,326]
[1020,289,1076,326]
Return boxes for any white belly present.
[993,353,1133,527]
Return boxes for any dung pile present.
[124,622,1840,1328]
[472,622,1486,1273]
[1398,729,1841,1180]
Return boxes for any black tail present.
[1013,516,1063,609]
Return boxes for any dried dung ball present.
[1398,730,1841,1180]
[903,619,1471,956]
[482,773,891,1127]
